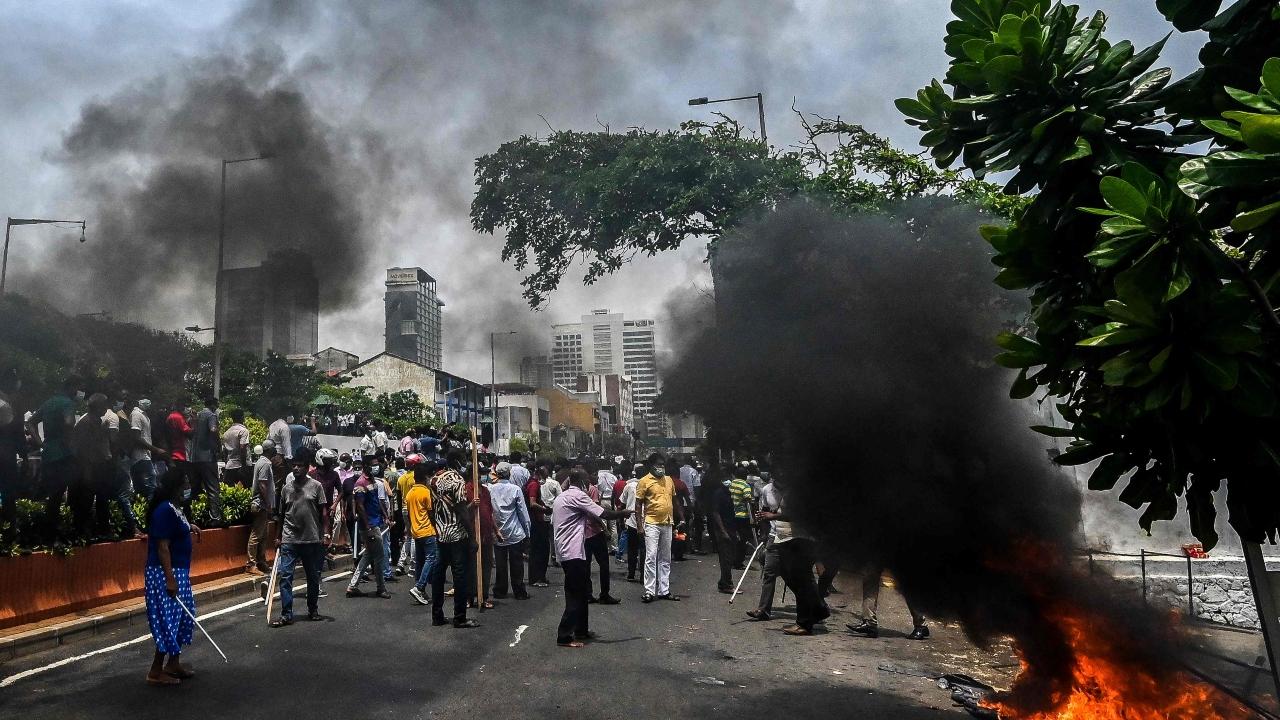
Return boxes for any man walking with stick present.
[270,457,330,627]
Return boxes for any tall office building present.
[384,267,443,369]
[519,355,554,389]
[552,309,659,434]
[221,250,319,359]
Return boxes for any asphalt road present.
[0,553,989,719]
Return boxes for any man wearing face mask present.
[129,399,167,500]
[635,453,682,603]
[28,377,84,543]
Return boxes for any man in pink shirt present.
[552,469,630,648]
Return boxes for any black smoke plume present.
[45,52,374,327]
[663,198,1191,713]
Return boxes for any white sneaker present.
[409,586,429,606]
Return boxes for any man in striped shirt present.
[728,464,757,569]
[428,453,479,628]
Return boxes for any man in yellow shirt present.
[635,453,682,603]
[394,457,418,576]
[403,455,438,607]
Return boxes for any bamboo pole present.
[470,427,484,612]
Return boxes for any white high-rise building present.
[552,309,659,434]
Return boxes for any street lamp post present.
[688,92,767,145]
[490,331,517,443]
[213,154,273,400]
[2,218,86,295]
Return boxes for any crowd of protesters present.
[0,372,929,685]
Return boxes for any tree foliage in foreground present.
[900,0,1280,547]
[472,115,1023,307]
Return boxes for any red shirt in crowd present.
[166,411,191,462]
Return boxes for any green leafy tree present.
[374,389,434,436]
[508,434,530,454]
[472,116,1019,307]
[900,0,1280,547]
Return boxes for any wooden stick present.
[470,426,484,612]
[263,552,281,624]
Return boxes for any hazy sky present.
[0,1,1200,382]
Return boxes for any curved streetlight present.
[689,93,766,145]
[2,218,87,295]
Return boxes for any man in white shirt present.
[679,458,706,553]
[128,399,166,499]
[268,416,293,461]
[618,467,641,582]
[595,460,618,553]
[508,451,530,488]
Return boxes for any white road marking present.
[0,571,351,688]
[509,624,529,648]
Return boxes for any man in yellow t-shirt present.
[393,461,418,576]
[635,453,682,602]
[404,456,438,607]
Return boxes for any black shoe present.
[385,575,400,583]
[432,617,449,626]
[454,619,480,629]
[597,595,621,605]
[718,586,733,594]
[816,604,832,622]
[908,625,930,640]
[847,621,879,638]
[642,593,655,603]
[659,593,680,601]
[746,609,771,621]
[345,587,365,598]
[514,592,531,600]
[269,617,293,628]
[374,590,392,599]
[587,596,598,604]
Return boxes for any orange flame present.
[987,606,1253,720]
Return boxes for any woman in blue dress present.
[144,467,201,686]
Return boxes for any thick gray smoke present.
[47,51,375,324]
[663,199,1196,712]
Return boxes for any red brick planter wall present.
[0,525,273,630]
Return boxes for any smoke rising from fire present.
[662,199,1233,714]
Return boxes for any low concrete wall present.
[1087,555,1280,630]
[0,524,273,630]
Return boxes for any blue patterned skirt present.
[144,565,195,655]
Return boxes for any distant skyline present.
[0,1,1201,384]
